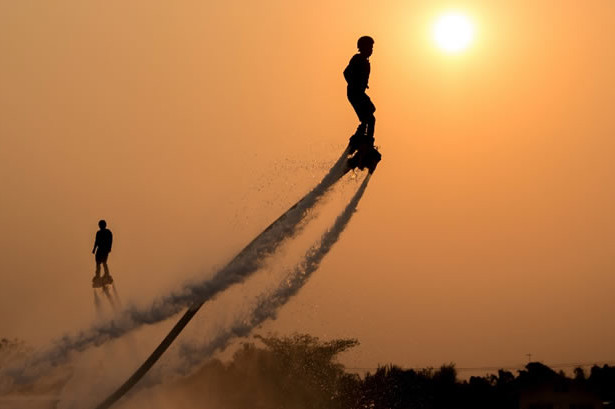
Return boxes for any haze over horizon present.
[1,0,615,381]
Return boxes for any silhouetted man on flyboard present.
[344,35,381,173]
[92,219,113,287]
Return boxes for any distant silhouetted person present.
[344,35,376,153]
[92,219,113,286]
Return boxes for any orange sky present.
[1,0,615,375]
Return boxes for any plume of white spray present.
[4,149,350,383]
[149,174,371,385]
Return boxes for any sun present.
[433,13,474,54]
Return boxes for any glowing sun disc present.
[433,13,474,53]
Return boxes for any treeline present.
[2,334,614,408]
[172,334,615,409]
[356,362,615,409]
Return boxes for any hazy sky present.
[1,0,615,375]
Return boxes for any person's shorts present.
[348,92,376,120]
[95,251,109,263]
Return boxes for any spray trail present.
[145,174,372,389]
[111,285,122,309]
[6,149,350,382]
[93,290,102,318]
[101,287,116,310]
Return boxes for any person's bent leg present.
[365,114,375,142]
[363,96,376,142]
[356,94,375,135]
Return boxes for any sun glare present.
[433,13,474,54]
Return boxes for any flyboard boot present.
[102,274,114,286]
[347,135,381,174]
[348,124,367,155]
[92,275,103,288]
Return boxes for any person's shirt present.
[343,53,370,93]
[95,229,113,253]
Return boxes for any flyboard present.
[92,275,120,310]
